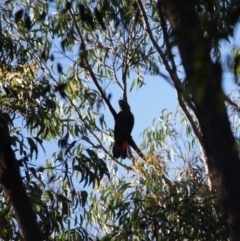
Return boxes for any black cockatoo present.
[113,99,134,159]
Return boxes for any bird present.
[112,99,134,159]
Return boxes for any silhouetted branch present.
[0,121,42,241]
[69,9,147,161]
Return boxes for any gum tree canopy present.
[0,0,240,240]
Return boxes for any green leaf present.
[45,98,56,110]
[27,137,38,159]
[80,190,88,208]
[29,167,37,179]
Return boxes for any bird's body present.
[113,100,134,159]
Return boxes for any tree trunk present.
[161,0,240,240]
[0,123,42,241]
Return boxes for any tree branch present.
[161,0,240,239]
[0,121,42,241]
[69,9,147,161]
[136,0,204,147]
[66,94,133,170]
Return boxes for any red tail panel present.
[114,141,128,150]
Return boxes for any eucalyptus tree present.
[0,0,240,240]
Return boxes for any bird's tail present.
[112,141,128,159]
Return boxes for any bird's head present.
[118,99,130,111]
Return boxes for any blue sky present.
[30,6,240,170]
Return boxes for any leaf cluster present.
[0,0,238,240]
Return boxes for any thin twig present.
[157,1,177,73]
[136,0,204,146]
[69,9,147,161]
[66,94,132,170]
